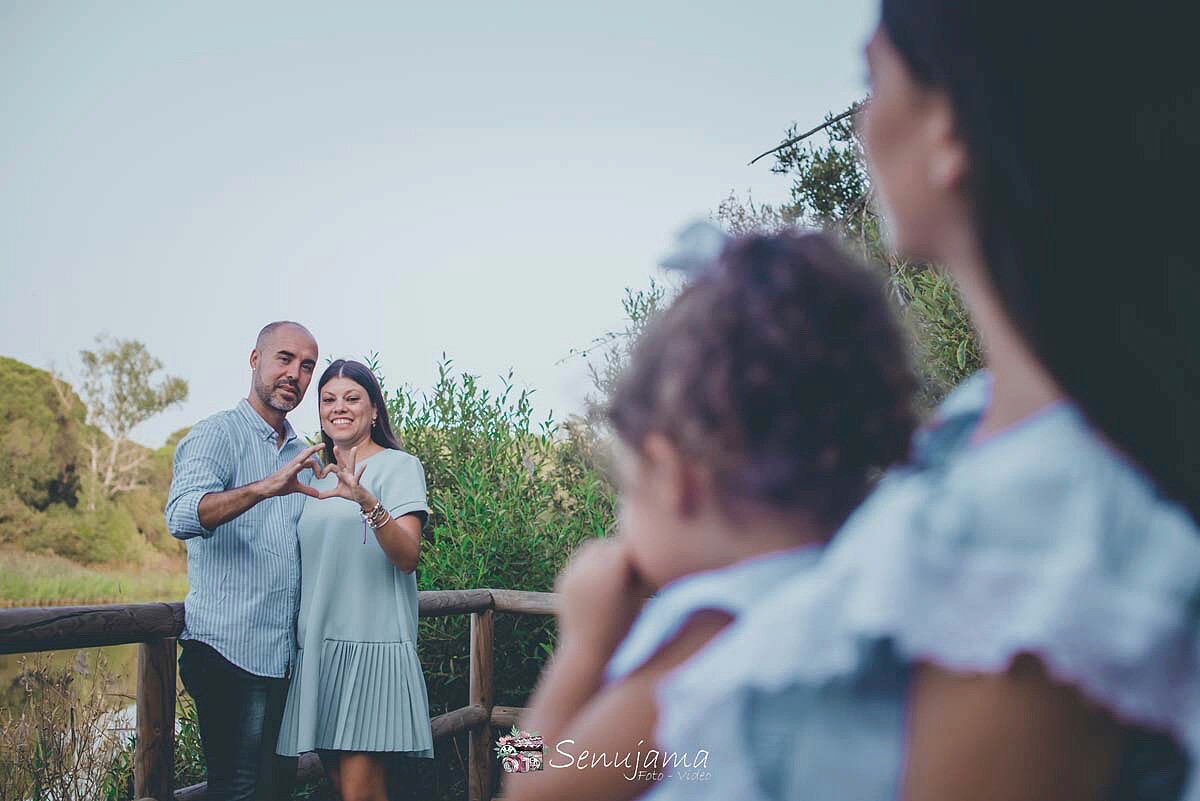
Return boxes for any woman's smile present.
[320,376,376,445]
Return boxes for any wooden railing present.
[0,588,557,801]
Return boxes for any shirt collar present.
[236,398,298,444]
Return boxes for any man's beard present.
[255,373,301,412]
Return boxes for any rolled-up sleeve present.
[165,419,234,540]
[384,453,430,526]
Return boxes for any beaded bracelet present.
[358,501,391,544]
[359,501,382,524]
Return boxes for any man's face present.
[250,326,319,413]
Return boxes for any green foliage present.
[5,482,171,566]
[0,357,85,511]
[0,652,134,801]
[729,104,983,405]
[0,550,188,606]
[382,356,616,798]
[772,105,870,227]
[79,336,187,507]
[714,189,790,236]
[564,279,673,437]
[80,336,188,449]
[100,690,205,801]
[0,356,186,566]
[173,691,206,788]
[892,264,983,397]
[0,487,40,549]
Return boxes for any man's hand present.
[194,444,324,532]
[254,444,324,499]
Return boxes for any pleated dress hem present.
[277,639,435,758]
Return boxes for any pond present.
[0,643,182,715]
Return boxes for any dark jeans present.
[179,640,297,801]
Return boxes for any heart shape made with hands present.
[307,445,371,503]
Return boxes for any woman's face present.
[860,25,963,262]
[320,376,376,448]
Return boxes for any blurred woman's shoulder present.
[651,372,1200,801]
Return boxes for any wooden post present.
[135,637,176,801]
[468,610,495,801]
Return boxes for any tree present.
[731,103,982,405]
[78,337,188,509]
[0,357,85,513]
[566,279,672,437]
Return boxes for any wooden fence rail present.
[0,588,557,801]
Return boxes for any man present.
[166,321,322,801]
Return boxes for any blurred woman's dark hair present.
[317,359,402,465]
[880,0,1199,518]
[608,231,917,532]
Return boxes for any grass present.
[0,548,188,607]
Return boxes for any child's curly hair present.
[608,231,918,532]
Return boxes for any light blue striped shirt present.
[165,399,308,678]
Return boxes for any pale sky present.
[1,1,877,447]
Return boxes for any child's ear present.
[642,434,705,519]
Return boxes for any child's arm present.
[516,538,651,747]
[515,630,611,751]
[506,608,733,801]
[902,653,1125,801]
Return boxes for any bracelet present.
[359,502,389,529]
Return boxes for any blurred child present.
[642,3,1200,799]
[503,230,917,801]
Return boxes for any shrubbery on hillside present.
[0,357,184,565]
[0,357,85,511]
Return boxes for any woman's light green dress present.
[276,448,434,757]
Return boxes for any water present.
[1,644,147,713]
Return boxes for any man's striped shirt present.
[165,399,309,678]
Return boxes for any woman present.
[276,359,434,801]
[616,3,1199,801]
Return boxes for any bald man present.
[166,321,321,801]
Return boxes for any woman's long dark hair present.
[317,359,402,465]
[881,0,1199,519]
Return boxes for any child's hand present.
[554,537,652,660]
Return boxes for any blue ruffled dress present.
[604,544,823,685]
[649,373,1200,801]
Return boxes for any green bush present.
[0,358,188,567]
[0,487,40,548]
[0,652,134,801]
[723,106,984,408]
[20,497,143,565]
[0,357,85,512]
[119,486,184,558]
[383,357,616,799]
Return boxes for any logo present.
[495,725,544,773]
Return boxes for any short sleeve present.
[655,403,1200,801]
[165,417,234,540]
[374,451,429,527]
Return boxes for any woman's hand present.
[554,537,653,659]
[316,445,375,507]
